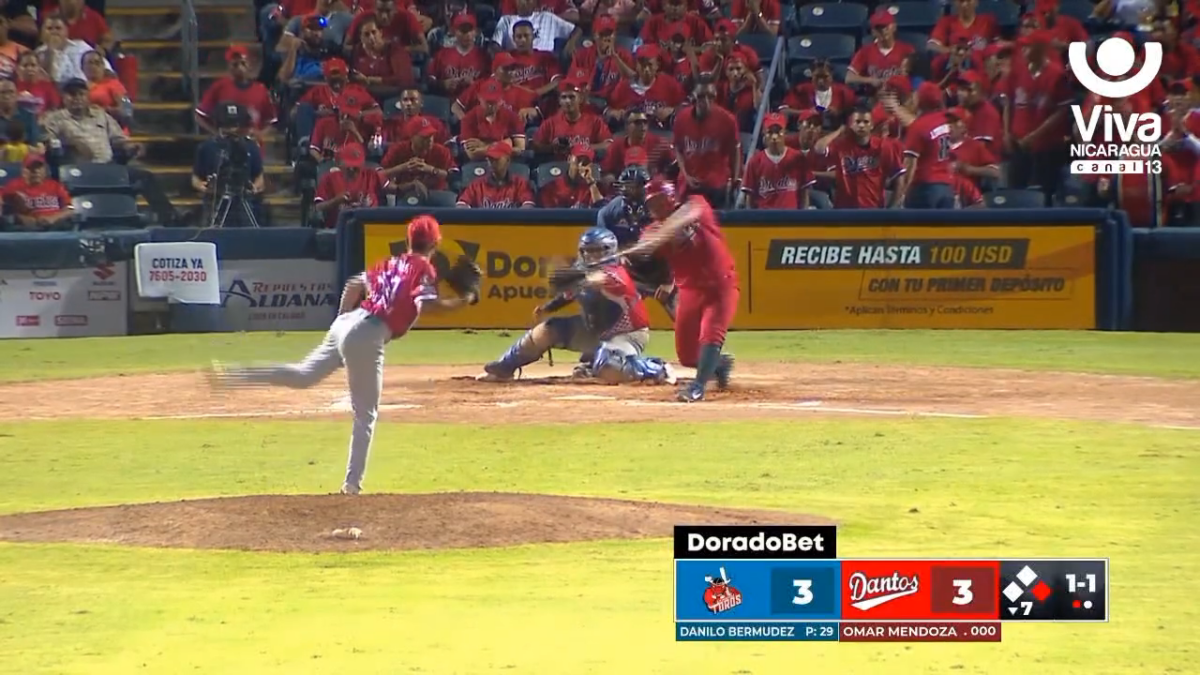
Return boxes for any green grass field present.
[1,331,1198,675]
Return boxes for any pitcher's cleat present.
[207,360,227,390]
[715,354,735,391]
[676,382,705,402]
[339,483,361,495]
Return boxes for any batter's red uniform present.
[360,253,439,338]
[641,195,738,367]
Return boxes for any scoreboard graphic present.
[674,526,1108,642]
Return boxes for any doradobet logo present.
[388,239,556,302]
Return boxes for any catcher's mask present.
[578,227,618,264]
[618,165,650,202]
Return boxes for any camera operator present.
[192,103,266,227]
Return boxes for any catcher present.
[210,215,481,495]
[596,165,679,320]
[475,227,675,385]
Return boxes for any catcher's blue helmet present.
[578,227,618,263]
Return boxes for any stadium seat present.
[508,162,532,182]
[461,161,489,182]
[790,60,849,84]
[979,0,1019,31]
[739,33,782,65]
[537,161,569,188]
[616,34,636,54]
[422,95,453,123]
[74,193,141,230]
[875,3,940,31]
[895,31,929,51]
[59,164,133,196]
[787,34,857,64]
[317,161,336,181]
[382,96,404,117]
[426,190,460,207]
[0,162,21,188]
[1058,0,1095,22]
[797,3,871,35]
[984,189,1046,209]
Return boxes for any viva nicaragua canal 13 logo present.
[847,571,921,611]
[703,567,743,614]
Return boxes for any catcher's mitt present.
[548,263,588,295]
[444,255,482,304]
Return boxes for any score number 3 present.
[952,579,974,606]
[793,579,814,606]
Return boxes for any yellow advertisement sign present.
[364,222,1096,330]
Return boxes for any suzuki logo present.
[94,263,115,281]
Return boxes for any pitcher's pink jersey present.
[359,254,439,338]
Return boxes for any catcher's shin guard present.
[593,346,671,384]
[483,329,544,377]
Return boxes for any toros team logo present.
[702,567,743,614]
[847,571,920,611]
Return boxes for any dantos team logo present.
[1066,38,1164,175]
[847,571,920,611]
[702,567,743,614]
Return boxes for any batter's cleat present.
[572,363,594,379]
[715,354,735,391]
[339,483,361,495]
[676,383,705,402]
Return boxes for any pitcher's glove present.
[444,255,482,304]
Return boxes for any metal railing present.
[734,36,786,209]
[182,0,200,134]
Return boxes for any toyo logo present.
[1067,38,1164,175]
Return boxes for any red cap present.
[23,153,46,167]
[763,112,787,130]
[478,79,503,102]
[797,108,822,125]
[338,143,366,168]
[872,106,891,127]
[594,15,617,34]
[225,44,250,62]
[492,51,517,72]
[403,116,436,137]
[624,146,649,166]
[407,215,442,249]
[1019,29,1054,47]
[323,58,348,77]
[725,55,748,70]
[486,140,513,160]
[645,178,677,203]
[916,81,944,110]
[870,10,895,27]
[945,106,971,122]
[635,43,659,61]
[558,78,583,94]
[570,144,595,161]
[453,13,476,28]
[884,75,913,99]
[715,18,737,35]
[957,70,983,85]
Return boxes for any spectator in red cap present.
[814,105,906,209]
[847,11,913,89]
[453,53,542,123]
[506,19,565,97]
[893,81,955,208]
[873,75,913,141]
[1152,16,1200,82]
[1033,0,1087,50]
[279,14,340,82]
[606,44,686,126]
[601,109,676,186]
[929,0,997,55]
[717,55,761,129]
[2,153,73,231]
[310,101,368,161]
[350,15,416,100]
[673,74,740,207]
[945,106,1000,192]
[313,142,388,228]
[457,141,536,208]
[493,0,580,54]
[460,81,527,161]
[539,144,604,206]
[430,14,492,99]
[381,116,457,199]
[932,39,986,89]
[299,58,375,118]
[660,32,701,90]
[569,15,635,100]
[699,19,760,82]
[741,113,813,209]
[196,45,277,139]
[731,0,780,36]
[956,71,1002,155]
[781,59,855,122]
[641,0,712,54]
[346,0,428,57]
[533,79,613,159]
[997,29,1070,202]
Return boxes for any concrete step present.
[109,5,256,44]
[137,69,224,104]
[139,162,294,195]
[132,100,194,134]
[122,39,263,74]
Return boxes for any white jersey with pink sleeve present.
[359,254,439,338]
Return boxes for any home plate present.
[797,400,823,407]
[553,395,616,401]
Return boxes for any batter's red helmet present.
[645,178,677,203]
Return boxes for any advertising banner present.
[0,263,129,338]
[218,258,338,332]
[134,242,221,303]
[363,222,1096,330]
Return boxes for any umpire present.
[595,165,679,320]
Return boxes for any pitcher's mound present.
[0,492,834,553]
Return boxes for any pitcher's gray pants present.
[224,308,391,492]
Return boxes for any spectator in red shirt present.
[299,58,374,116]
[929,0,997,55]
[310,104,368,161]
[661,34,700,90]
[48,0,112,51]
[381,117,457,199]
[382,88,451,146]
[507,19,563,97]
[815,106,906,209]
[932,39,987,90]
[2,154,73,230]
[741,113,813,209]
[1033,0,1087,51]
[601,109,676,186]
[1152,17,1200,82]
[896,82,956,208]
[350,15,416,100]
[346,0,429,57]
[539,144,604,207]
[673,75,740,207]
[606,45,686,127]
[533,80,613,159]
[781,59,855,122]
[452,52,542,124]
[872,75,912,141]
[457,141,536,208]
[717,55,761,130]
[731,0,780,36]
[429,13,490,99]
[15,52,62,116]
[998,30,1070,203]
[196,46,277,140]
[982,43,1012,98]
[569,15,634,100]
[953,174,985,208]
[699,19,760,82]
[847,12,914,90]
[945,107,1000,192]
[640,0,712,52]
[460,81,527,160]
[957,71,1003,155]
[313,143,388,228]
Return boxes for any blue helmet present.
[578,227,618,263]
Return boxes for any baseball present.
[331,527,362,540]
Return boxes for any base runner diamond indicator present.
[1031,581,1053,602]
[1016,566,1039,586]
[1002,581,1024,603]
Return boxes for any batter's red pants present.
[674,284,739,367]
